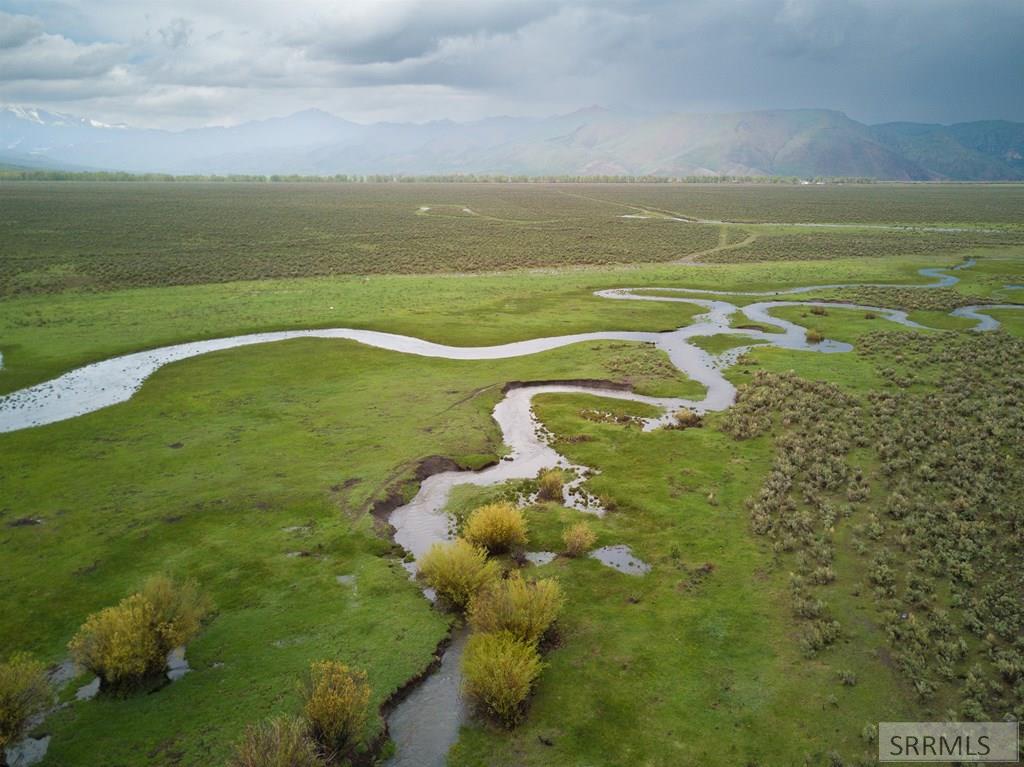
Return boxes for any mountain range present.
[2,105,1022,180]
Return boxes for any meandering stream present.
[1,262,1020,767]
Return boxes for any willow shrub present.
[468,573,563,646]
[536,469,564,502]
[228,717,324,767]
[462,502,528,554]
[302,661,370,757]
[142,575,212,649]
[462,631,543,727]
[562,521,597,558]
[68,576,211,689]
[417,539,500,609]
[0,653,52,754]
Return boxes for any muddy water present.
[385,628,470,767]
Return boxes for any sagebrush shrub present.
[0,653,52,753]
[536,470,564,502]
[462,502,527,553]
[468,573,564,646]
[562,522,597,557]
[228,717,325,767]
[462,631,542,726]
[68,576,211,688]
[302,661,370,756]
[417,539,500,609]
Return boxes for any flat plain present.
[1,182,1022,767]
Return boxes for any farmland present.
[0,182,1022,767]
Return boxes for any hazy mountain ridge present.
[2,105,1021,179]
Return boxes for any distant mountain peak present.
[560,105,611,119]
[0,103,1020,179]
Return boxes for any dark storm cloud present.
[0,0,1021,127]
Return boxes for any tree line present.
[0,169,878,184]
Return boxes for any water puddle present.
[166,647,190,681]
[589,545,651,575]
[525,551,557,566]
[5,735,50,767]
[47,660,78,687]
[75,677,100,701]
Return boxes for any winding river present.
[1,262,1021,767]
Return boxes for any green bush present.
[67,575,211,689]
[562,521,597,557]
[468,573,564,646]
[536,470,565,502]
[302,661,370,757]
[417,539,500,609]
[462,502,528,553]
[0,653,52,755]
[462,631,543,727]
[228,717,325,767]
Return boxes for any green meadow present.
[0,182,1021,766]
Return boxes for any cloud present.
[0,10,44,48]
[0,0,1022,127]
[0,29,125,81]
[281,0,559,65]
[159,18,193,49]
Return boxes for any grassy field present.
[0,183,1022,766]
[3,251,1017,397]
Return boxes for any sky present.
[0,0,1022,129]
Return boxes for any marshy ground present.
[0,182,1022,766]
